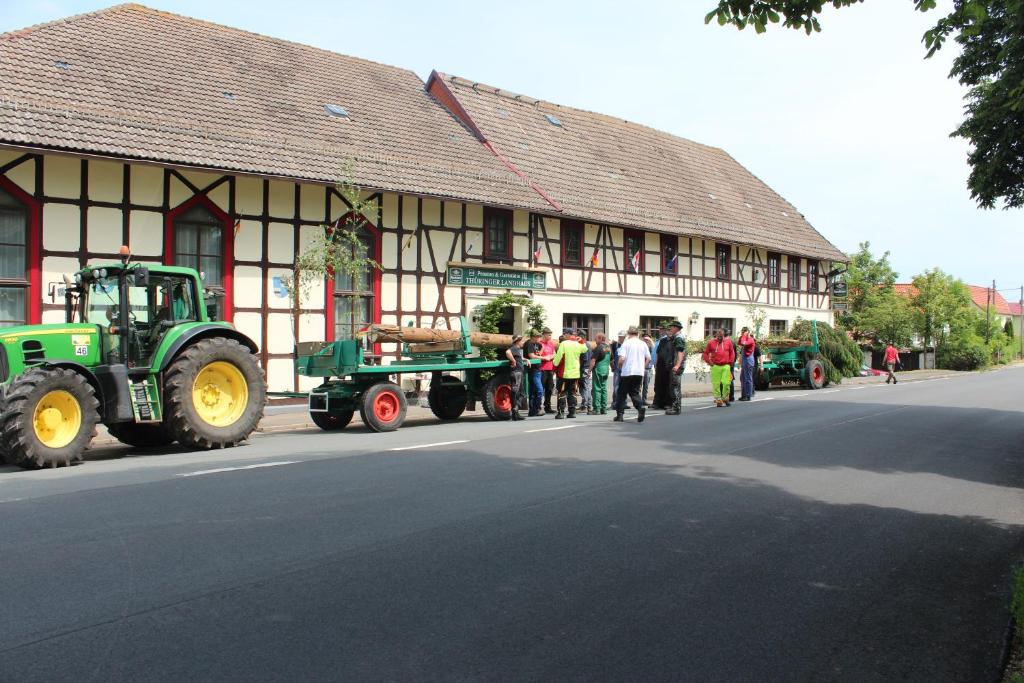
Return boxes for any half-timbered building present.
[0,4,846,391]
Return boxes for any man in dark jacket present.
[664,320,687,415]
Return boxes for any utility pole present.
[1019,285,1023,359]
[986,280,994,344]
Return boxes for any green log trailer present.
[756,320,829,391]
[289,317,530,432]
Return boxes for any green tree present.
[857,289,916,347]
[705,1,1024,209]
[909,269,975,367]
[838,241,899,337]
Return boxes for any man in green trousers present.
[589,332,610,415]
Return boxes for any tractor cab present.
[65,261,208,369]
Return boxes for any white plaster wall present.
[236,176,263,216]
[233,312,262,349]
[266,358,293,391]
[266,313,294,354]
[44,155,80,199]
[268,181,294,219]
[267,223,294,264]
[465,203,483,229]
[42,204,80,251]
[234,220,262,261]
[233,266,263,309]
[300,184,325,222]
[381,193,399,229]
[42,256,80,294]
[266,267,294,310]
[298,313,326,342]
[88,160,122,203]
[421,198,440,226]
[443,201,462,228]
[128,210,162,256]
[130,164,163,206]
[86,207,124,253]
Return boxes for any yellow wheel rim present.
[33,390,83,449]
[192,361,249,427]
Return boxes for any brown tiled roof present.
[0,4,549,211]
[895,283,1014,315]
[433,74,846,262]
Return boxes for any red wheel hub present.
[373,391,400,422]
[494,384,512,412]
[813,367,823,381]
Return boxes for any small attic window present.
[708,193,716,200]
[222,91,236,100]
[54,60,71,70]
[496,108,510,119]
[324,104,350,118]
[544,114,562,127]
[744,202,752,209]
[781,211,789,217]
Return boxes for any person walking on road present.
[539,328,557,414]
[652,325,671,409]
[590,333,610,415]
[703,328,736,408]
[613,326,651,423]
[553,333,588,419]
[523,330,544,417]
[664,320,687,415]
[884,342,900,384]
[738,327,757,401]
[504,335,527,421]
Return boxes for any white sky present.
[4,0,1021,296]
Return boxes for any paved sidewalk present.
[91,367,966,447]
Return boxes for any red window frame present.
[788,256,801,291]
[0,175,43,325]
[661,235,678,275]
[624,230,644,273]
[561,220,583,266]
[483,207,512,261]
[325,211,382,346]
[767,252,781,288]
[164,194,234,322]
[715,243,730,280]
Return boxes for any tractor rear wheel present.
[164,337,267,449]
[0,367,99,468]
[106,422,175,448]
[311,409,354,431]
[755,369,770,392]
[428,375,467,421]
[805,359,826,390]
[482,374,513,421]
[359,382,407,432]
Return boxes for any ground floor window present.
[0,184,29,327]
[638,316,671,339]
[562,313,605,340]
[166,196,233,321]
[769,319,788,336]
[704,317,734,339]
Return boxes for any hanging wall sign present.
[446,262,546,290]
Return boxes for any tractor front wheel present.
[805,359,826,390]
[359,382,407,432]
[106,423,176,449]
[0,367,99,468]
[164,338,267,449]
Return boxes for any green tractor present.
[0,249,267,469]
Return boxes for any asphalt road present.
[1,368,1022,682]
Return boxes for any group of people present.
[504,321,763,422]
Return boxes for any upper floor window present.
[0,186,29,328]
[624,230,644,273]
[716,244,730,280]
[562,220,583,266]
[333,222,377,341]
[174,204,223,287]
[484,207,512,260]
[704,317,734,339]
[767,252,780,288]
[788,257,801,291]
[808,261,819,292]
[661,235,678,275]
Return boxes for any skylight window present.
[497,108,510,119]
[544,114,562,127]
[324,104,350,118]
[222,91,236,100]
[54,60,71,70]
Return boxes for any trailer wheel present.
[360,382,407,432]
[755,370,770,392]
[482,374,513,421]
[428,375,467,421]
[805,359,826,390]
[164,337,267,449]
[311,410,354,431]
[0,367,99,468]
[106,422,175,448]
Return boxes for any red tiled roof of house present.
[429,73,846,262]
[0,4,549,211]
[1009,302,1022,316]
[894,283,1013,315]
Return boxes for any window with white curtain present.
[0,186,28,328]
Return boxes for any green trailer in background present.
[756,320,829,391]
[293,316,530,432]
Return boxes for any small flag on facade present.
[466,234,479,254]
[589,247,600,267]
[631,249,641,273]
[533,242,542,262]
[233,219,241,237]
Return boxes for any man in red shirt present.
[702,328,737,407]
[737,326,757,401]
[539,328,557,413]
[884,342,900,384]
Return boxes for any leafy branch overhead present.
[706,0,1024,210]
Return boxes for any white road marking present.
[388,440,469,451]
[819,389,841,394]
[694,405,717,411]
[525,425,580,433]
[751,397,776,402]
[782,393,810,398]
[177,461,298,477]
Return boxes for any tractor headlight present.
[74,273,82,284]
[92,270,100,280]
[99,268,107,278]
